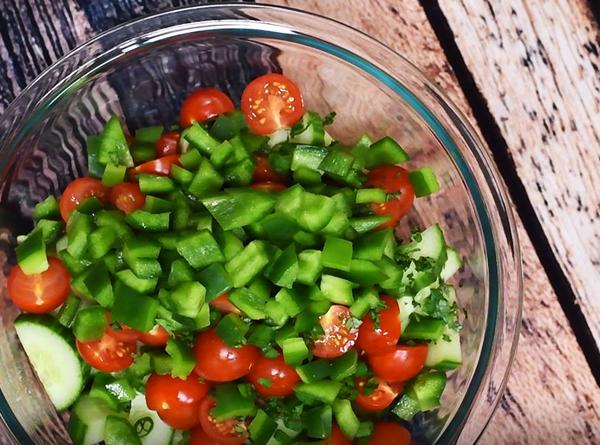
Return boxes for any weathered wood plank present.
[265,1,600,443]
[438,0,600,350]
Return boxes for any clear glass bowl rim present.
[0,3,523,444]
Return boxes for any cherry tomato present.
[189,427,225,445]
[241,73,304,135]
[209,294,241,315]
[138,324,170,347]
[7,257,70,314]
[326,424,352,445]
[368,422,411,445]
[251,182,287,192]
[312,305,359,359]
[180,88,235,127]
[109,324,141,343]
[129,154,180,176]
[367,344,428,383]
[365,166,415,228]
[77,326,137,373]
[199,396,248,445]
[110,182,145,214]
[145,373,209,430]
[156,131,180,157]
[355,378,403,412]
[59,177,108,222]
[247,354,300,397]
[253,154,283,182]
[357,295,401,355]
[194,329,259,382]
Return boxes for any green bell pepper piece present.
[73,307,106,342]
[112,282,159,332]
[364,136,409,168]
[321,236,353,272]
[33,195,60,221]
[225,240,270,287]
[197,263,233,301]
[202,189,276,230]
[176,230,224,269]
[98,116,134,167]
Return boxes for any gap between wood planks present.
[418,0,600,387]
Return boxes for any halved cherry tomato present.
[247,353,300,397]
[7,257,70,314]
[355,378,403,412]
[241,73,304,135]
[253,154,283,182]
[156,131,180,157]
[110,182,145,214]
[367,344,428,383]
[199,396,248,445]
[368,422,411,445]
[251,182,287,192]
[129,154,180,176]
[109,324,141,343]
[145,373,210,430]
[209,294,241,315]
[180,88,235,127]
[365,166,415,228]
[194,329,259,382]
[190,427,225,445]
[357,295,401,355]
[59,177,108,222]
[312,305,359,359]
[326,424,352,445]
[139,324,170,347]
[77,325,137,373]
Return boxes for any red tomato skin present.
[253,154,282,182]
[180,88,235,127]
[368,422,411,445]
[241,73,304,135]
[189,427,226,445]
[110,182,145,214]
[59,177,108,222]
[355,378,403,412]
[251,182,287,192]
[199,397,247,445]
[129,154,180,176]
[312,305,359,359]
[145,373,210,430]
[156,131,180,157]
[365,166,415,228]
[138,324,170,347]
[209,294,241,315]
[357,295,401,355]
[193,329,259,382]
[247,354,300,397]
[367,344,428,383]
[7,257,70,314]
[326,424,353,445]
[76,328,137,373]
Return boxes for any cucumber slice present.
[129,394,174,445]
[397,296,416,334]
[15,314,86,410]
[441,248,462,281]
[400,224,446,261]
[68,396,115,445]
[268,128,291,147]
[425,327,462,370]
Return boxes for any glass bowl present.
[0,4,522,444]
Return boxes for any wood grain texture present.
[265,0,600,443]
[438,0,600,348]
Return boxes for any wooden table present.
[0,1,599,443]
